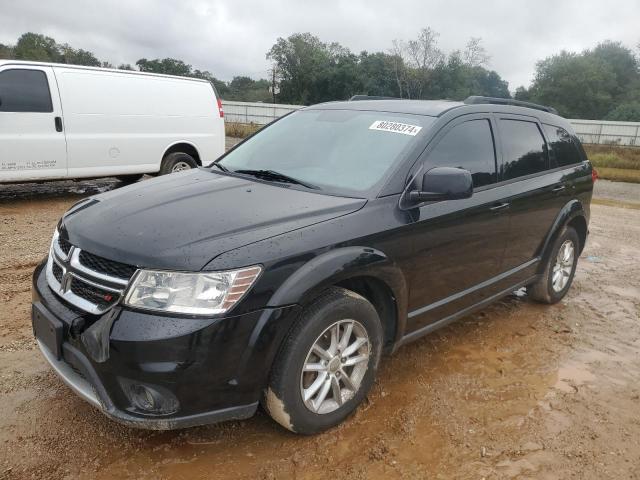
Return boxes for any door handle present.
[489,202,510,212]
[551,185,566,193]
[54,116,63,132]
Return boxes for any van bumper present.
[32,261,301,430]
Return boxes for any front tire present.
[528,226,580,304]
[160,152,197,175]
[263,287,383,434]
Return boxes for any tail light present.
[591,167,598,183]
[217,98,224,118]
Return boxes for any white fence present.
[569,119,640,147]
[221,101,301,125]
[222,100,640,146]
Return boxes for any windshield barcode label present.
[369,120,422,136]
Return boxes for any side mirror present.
[408,167,473,203]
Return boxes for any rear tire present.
[263,287,383,434]
[160,152,197,175]
[528,226,579,304]
[116,174,143,185]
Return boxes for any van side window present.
[0,69,53,113]
[543,124,582,168]
[428,119,497,188]
[499,119,547,180]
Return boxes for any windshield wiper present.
[233,169,320,190]
[210,162,229,172]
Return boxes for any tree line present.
[268,30,509,105]
[516,41,640,121]
[1,31,639,120]
[0,33,272,102]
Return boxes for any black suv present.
[32,96,593,434]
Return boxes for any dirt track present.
[1,176,639,479]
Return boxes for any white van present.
[0,61,225,183]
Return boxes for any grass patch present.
[584,145,640,170]
[225,122,262,138]
[592,198,640,210]
[589,153,640,170]
[595,167,640,183]
[583,145,640,183]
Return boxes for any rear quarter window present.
[543,124,583,168]
[499,119,547,180]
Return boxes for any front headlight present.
[124,266,262,315]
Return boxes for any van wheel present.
[116,174,143,184]
[160,152,197,175]
[528,226,579,304]
[263,287,383,435]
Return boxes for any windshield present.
[217,109,434,196]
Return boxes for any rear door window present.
[427,119,497,188]
[543,124,582,168]
[0,69,53,113]
[499,119,547,180]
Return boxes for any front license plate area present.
[32,303,63,360]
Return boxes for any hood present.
[60,169,366,271]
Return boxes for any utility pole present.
[271,67,277,104]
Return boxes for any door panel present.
[496,116,566,270]
[404,116,509,333]
[0,66,67,181]
[500,173,568,271]
[406,186,511,331]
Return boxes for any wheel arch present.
[538,199,588,272]
[162,141,202,166]
[333,276,399,352]
[267,247,408,351]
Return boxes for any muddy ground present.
[0,170,639,479]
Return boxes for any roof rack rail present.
[464,96,558,115]
[349,95,400,101]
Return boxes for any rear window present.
[499,119,547,180]
[219,109,434,196]
[543,124,582,168]
[0,69,52,113]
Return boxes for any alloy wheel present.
[300,319,370,414]
[552,239,575,292]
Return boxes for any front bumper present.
[32,261,301,429]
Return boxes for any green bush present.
[605,102,640,122]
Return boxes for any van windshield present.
[217,109,434,196]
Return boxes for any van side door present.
[404,114,510,335]
[0,65,67,182]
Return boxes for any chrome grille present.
[46,230,137,315]
[78,250,137,280]
[58,236,73,256]
[70,281,115,310]
[52,262,64,283]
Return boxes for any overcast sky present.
[1,0,639,91]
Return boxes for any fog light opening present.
[120,379,179,415]
[130,384,156,411]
